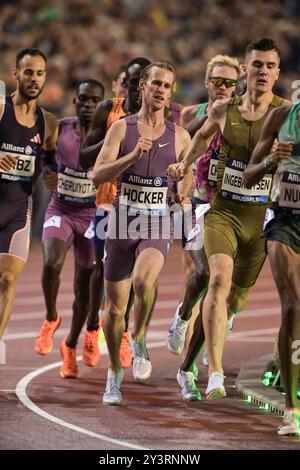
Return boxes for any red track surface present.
[1,243,299,450]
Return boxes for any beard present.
[19,81,44,101]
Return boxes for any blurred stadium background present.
[1,0,299,237]
[1,0,299,117]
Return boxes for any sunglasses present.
[209,77,237,88]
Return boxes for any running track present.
[1,243,299,450]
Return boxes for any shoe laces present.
[85,331,97,352]
[106,374,121,394]
[183,372,196,388]
[120,334,130,353]
[40,318,59,337]
[39,321,53,337]
[132,340,149,360]
[208,372,225,388]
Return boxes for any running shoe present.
[167,303,190,355]
[82,328,100,367]
[103,369,124,406]
[278,408,300,436]
[119,332,132,368]
[35,315,61,355]
[177,370,201,401]
[60,339,78,378]
[131,338,152,381]
[206,372,226,400]
[191,362,199,382]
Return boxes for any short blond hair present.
[205,54,242,80]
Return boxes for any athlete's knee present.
[133,275,153,297]
[43,259,63,278]
[208,271,231,295]
[107,302,126,323]
[0,270,17,291]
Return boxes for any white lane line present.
[15,341,166,451]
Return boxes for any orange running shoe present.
[119,332,132,368]
[35,315,61,355]
[60,339,78,378]
[82,329,100,367]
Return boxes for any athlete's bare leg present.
[42,238,68,321]
[268,240,300,409]
[0,254,25,338]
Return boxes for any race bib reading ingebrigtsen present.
[120,173,168,215]
[221,158,272,203]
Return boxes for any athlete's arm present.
[243,106,292,188]
[180,104,200,128]
[79,100,112,169]
[186,114,207,138]
[175,126,193,201]
[168,99,226,180]
[0,101,19,171]
[42,112,59,189]
[92,119,152,186]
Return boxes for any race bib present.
[221,158,271,203]
[120,173,168,216]
[0,152,35,182]
[57,166,96,203]
[278,170,300,210]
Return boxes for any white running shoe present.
[278,408,300,436]
[206,372,226,400]
[177,370,201,401]
[167,303,190,355]
[131,339,152,381]
[103,368,124,405]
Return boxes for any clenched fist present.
[167,162,186,181]
[43,167,58,190]
[133,137,153,160]
[0,154,18,172]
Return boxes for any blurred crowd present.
[0,0,299,116]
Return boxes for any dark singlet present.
[0,96,45,202]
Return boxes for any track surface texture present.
[1,243,299,450]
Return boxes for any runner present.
[34,80,104,378]
[169,38,290,401]
[92,61,191,405]
[244,102,300,436]
[80,58,151,369]
[111,65,127,99]
[0,48,58,338]
[168,55,242,365]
